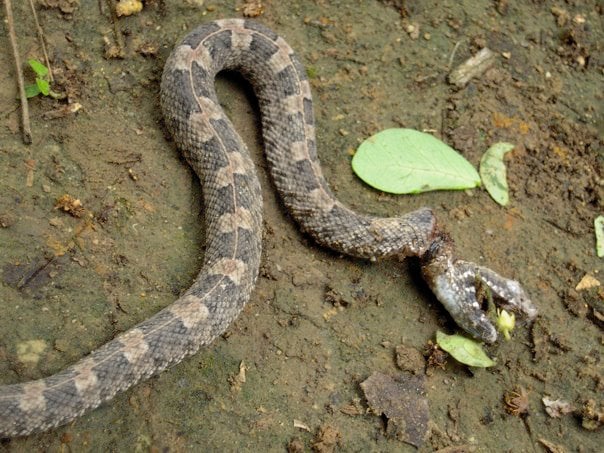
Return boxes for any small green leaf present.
[479,142,515,206]
[25,84,41,98]
[436,331,496,368]
[28,59,48,77]
[36,78,50,96]
[352,128,481,194]
[595,216,604,258]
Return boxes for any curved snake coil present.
[0,19,537,437]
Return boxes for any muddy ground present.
[0,0,602,451]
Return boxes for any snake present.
[0,19,537,437]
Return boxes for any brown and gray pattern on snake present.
[0,19,537,437]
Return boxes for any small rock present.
[405,23,420,40]
[551,6,570,26]
[287,438,305,453]
[580,399,603,430]
[394,344,425,374]
[311,424,341,453]
[0,213,15,228]
[242,0,264,18]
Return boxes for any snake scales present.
[0,19,537,437]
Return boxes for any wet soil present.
[0,0,602,451]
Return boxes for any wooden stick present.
[4,0,32,144]
[28,0,53,82]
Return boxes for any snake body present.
[0,19,535,437]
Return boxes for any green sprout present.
[25,59,62,99]
[306,66,318,79]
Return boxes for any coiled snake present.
[0,19,537,437]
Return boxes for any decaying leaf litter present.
[0,0,602,451]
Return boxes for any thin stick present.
[28,0,53,82]
[4,0,32,144]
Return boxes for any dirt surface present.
[0,0,602,451]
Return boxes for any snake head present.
[420,234,537,344]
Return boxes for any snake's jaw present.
[421,250,498,344]
[420,234,537,344]
[472,265,538,321]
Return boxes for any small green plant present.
[25,59,61,99]
[306,66,318,79]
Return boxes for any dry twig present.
[28,0,53,82]
[4,0,32,144]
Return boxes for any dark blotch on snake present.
[249,34,280,61]
[191,61,212,98]
[182,22,221,48]
[204,30,233,62]
[275,66,299,98]
[244,20,279,41]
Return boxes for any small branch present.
[28,0,53,82]
[4,0,32,144]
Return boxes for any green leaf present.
[351,129,481,194]
[25,84,41,98]
[479,142,515,206]
[36,77,50,96]
[436,331,496,368]
[28,59,48,77]
[595,216,604,258]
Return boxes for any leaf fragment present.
[25,84,41,98]
[575,274,600,291]
[352,128,480,194]
[479,142,515,206]
[36,78,50,96]
[542,396,574,418]
[435,331,495,368]
[28,59,49,77]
